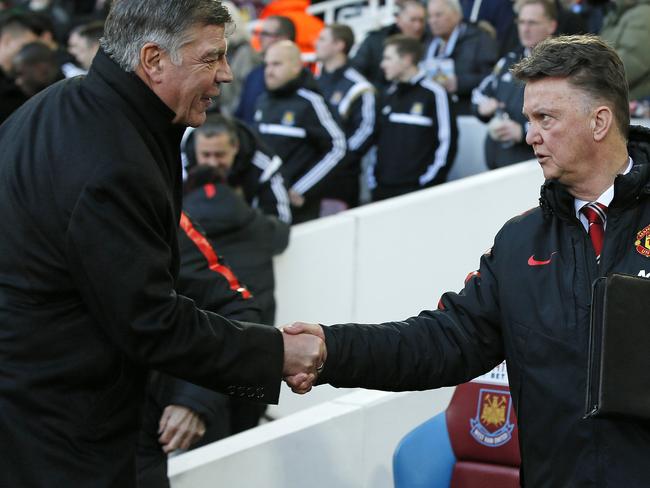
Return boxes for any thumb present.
[282,322,309,335]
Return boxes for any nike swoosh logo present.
[528,252,558,266]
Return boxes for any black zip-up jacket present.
[183,172,290,325]
[472,47,535,169]
[374,71,458,189]
[0,48,283,488]
[316,64,376,206]
[253,69,346,202]
[320,126,650,487]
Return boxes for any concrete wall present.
[169,160,544,487]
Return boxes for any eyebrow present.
[202,47,226,60]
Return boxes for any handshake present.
[281,322,327,394]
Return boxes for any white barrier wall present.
[169,161,544,488]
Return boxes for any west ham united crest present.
[635,224,650,257]
[470,388,515,447]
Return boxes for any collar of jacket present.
[316,63,349,83]
[539,125,650,219]
[229,119,259,184]
[268,68,318,97]
[84,48,179,135]
[390,69,427,93]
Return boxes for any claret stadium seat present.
[393,365,520,488]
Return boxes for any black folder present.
[584,273,650,420]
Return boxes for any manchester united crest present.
[635,224,650,257]
[470,388,515,447]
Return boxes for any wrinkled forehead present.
[522,77,587,114]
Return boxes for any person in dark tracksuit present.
[137,212,263,488]
[285,35,650,487]
[254,40,346,223]
[315,23,376,210]
[181,114,292,224]
[371,34,457,201]
[0,2,323,486]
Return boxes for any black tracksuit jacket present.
[253,70,346,217]
[374,71,458,190]
[0,48,283,487]
[316,64,376,206]
[320,126,650,487]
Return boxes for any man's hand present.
[158,405,206,454]
[477,97,500,118]
[281,323,326,394]
[491,118,523,144]
[289,190,305,208]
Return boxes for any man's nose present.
[525,123,539,146]
[217,60,233,84]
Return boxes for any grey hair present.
[100,0,232,72]
[441,0,462,14]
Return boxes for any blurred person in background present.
[235,15,295,125]
[370,34,457,201]
[137,213,262,488]
[215,1,260,115]
[11,39,63,96]
[472,0,557,169]
[0,10,33,121]
[459,0,516,56]
[254,40,345,223]
[600,0,650,102]
[182,113,292,226]
[424,0,498,114]
[66,19,102,72]
[351,0,429,91]
[315,23,376,212]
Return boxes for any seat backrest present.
[393,362,520,488]
[446,364,520,488]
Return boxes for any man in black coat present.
[286,35,650,487]
[423,0,498,114]
[0,1,324,486]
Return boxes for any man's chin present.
[186,112,207,128]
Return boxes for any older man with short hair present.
[0,1,323,486]
[286,34,650,487]
[472,0,557,169]
[423,0,498,114]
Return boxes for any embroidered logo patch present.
[635,224,650,257]
[330,91,343,105]
[410,102,423,115]
[281,111,295,126]
[469,388,515,447]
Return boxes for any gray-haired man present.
[0,1,324,486]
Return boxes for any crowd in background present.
[1,0,650,484]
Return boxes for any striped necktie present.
[580,202,607,263]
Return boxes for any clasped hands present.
[281,322,326,394]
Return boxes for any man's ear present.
[139,42,166,83]
[592,105,613,142]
